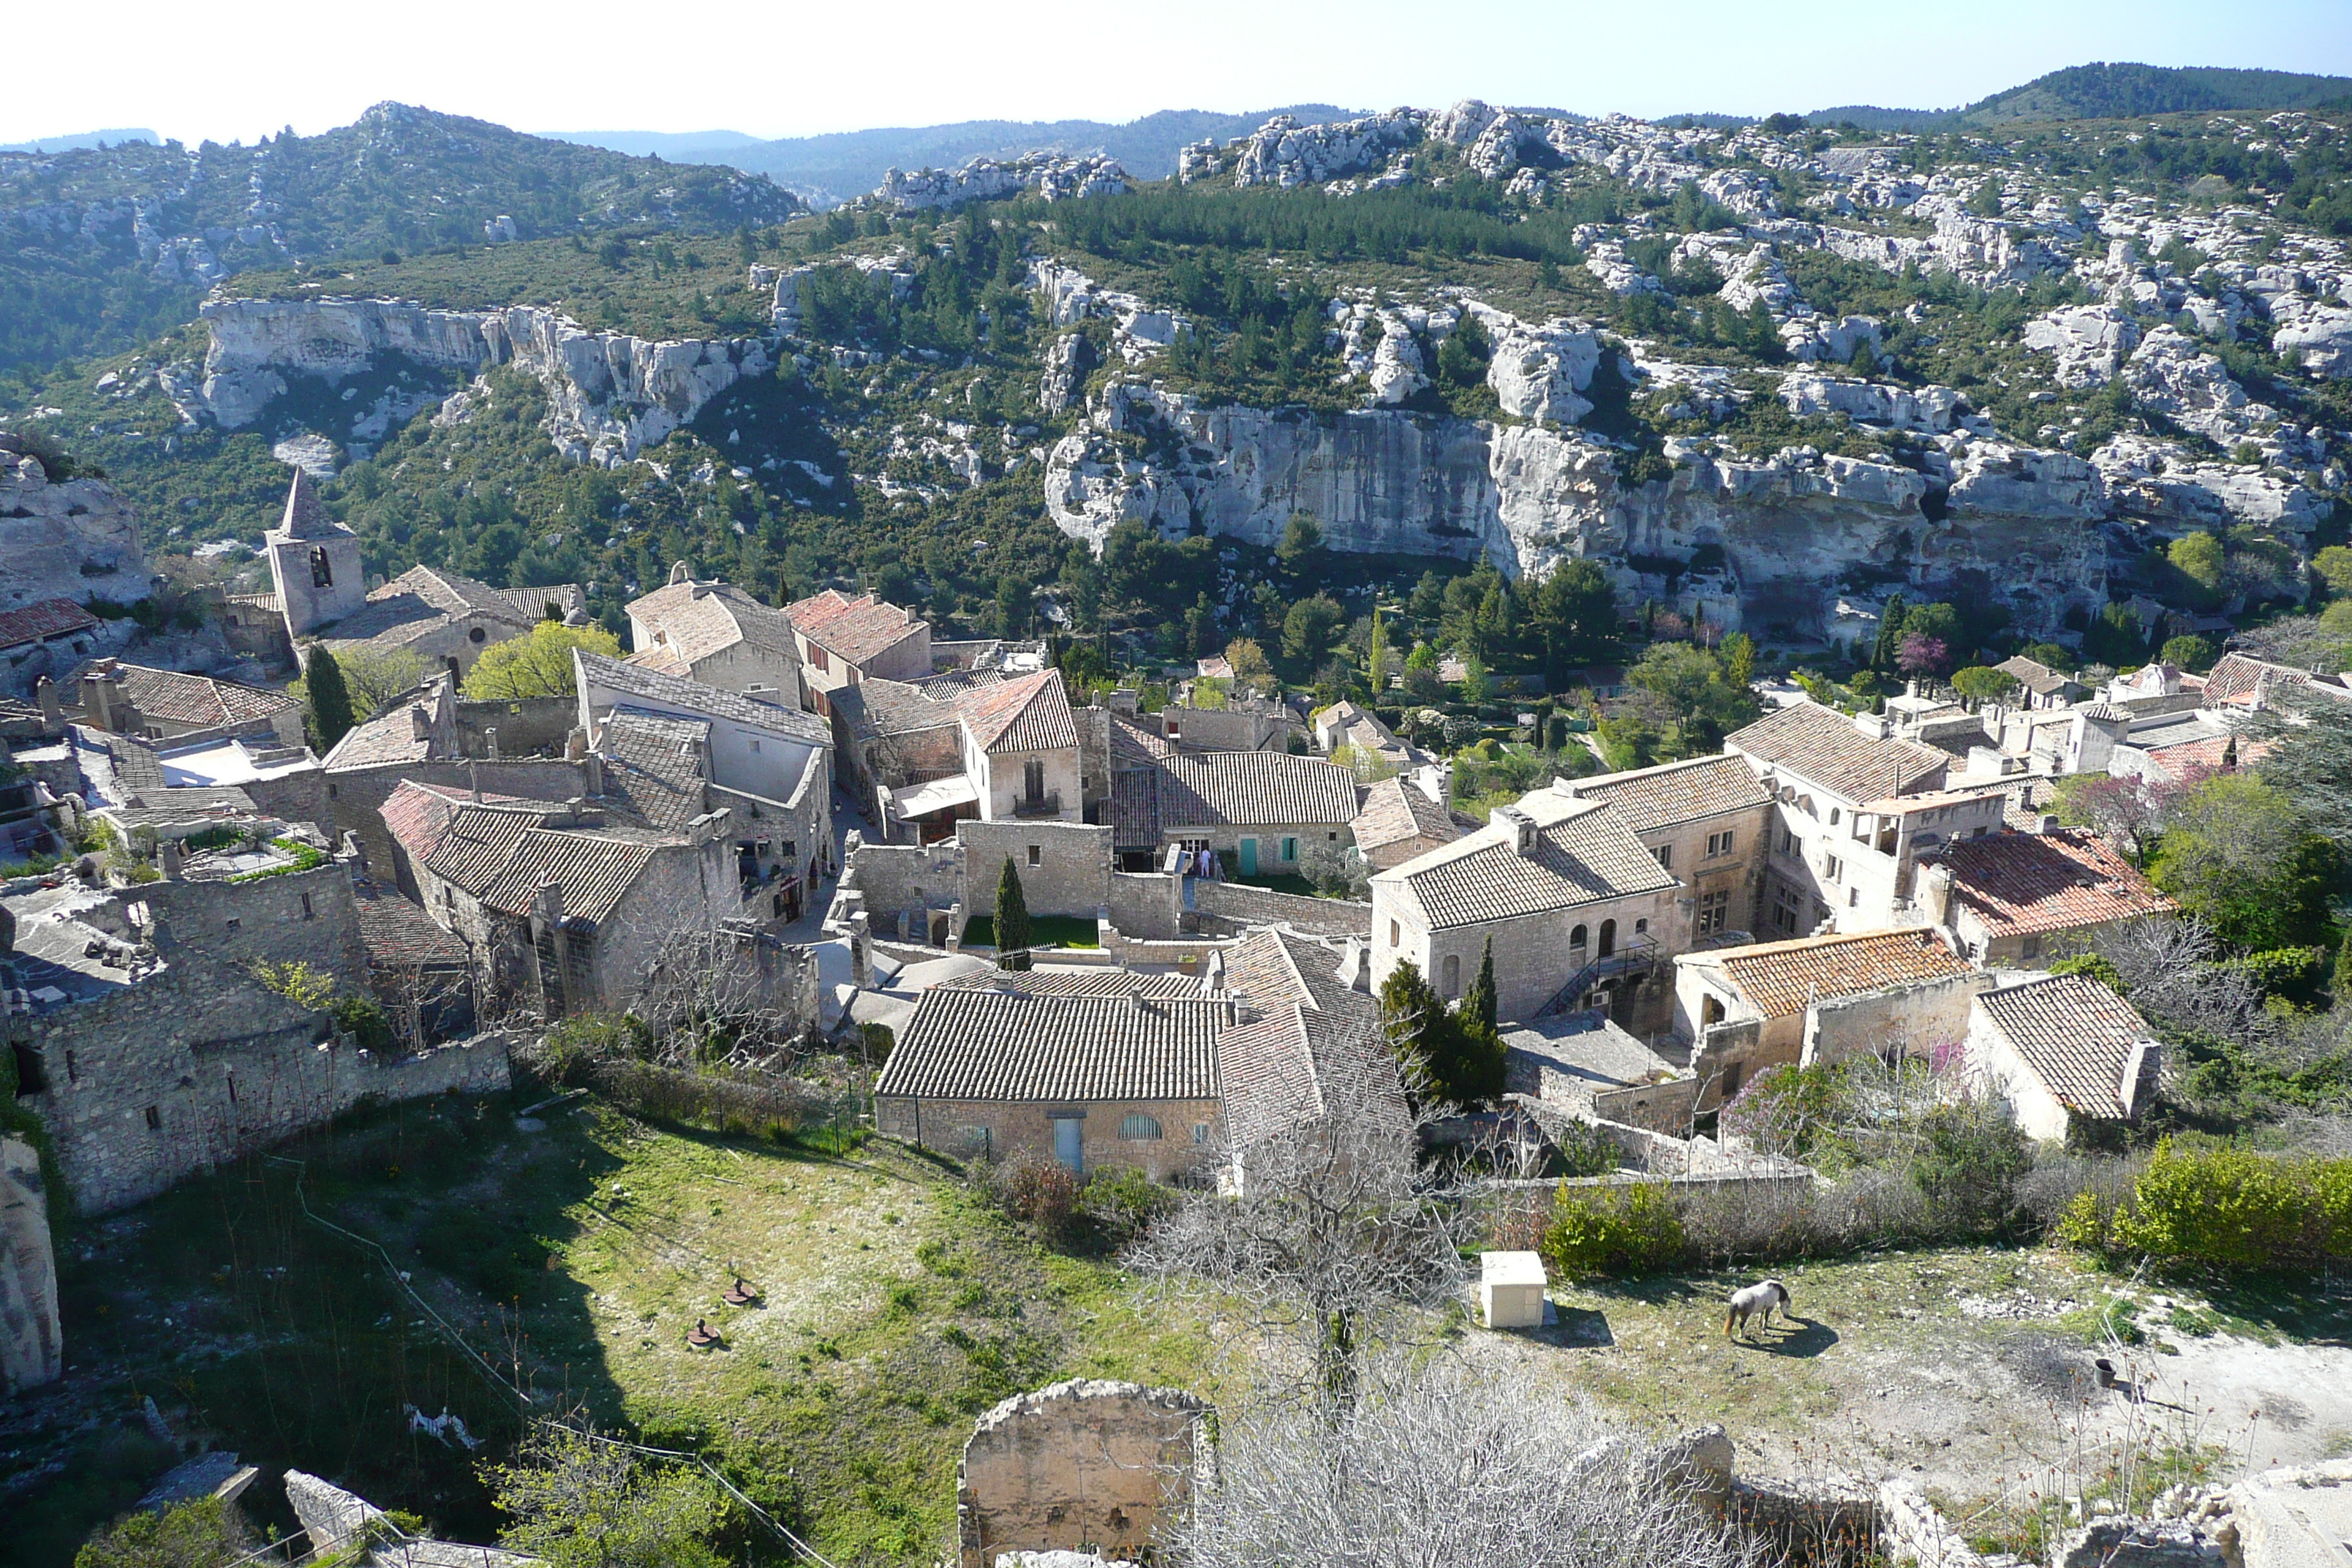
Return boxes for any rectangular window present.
[809,644,829,671]
[299,893,314,920]
[1653,843,1673,870]
[1390,919,1401,947]
[226,1073,237,1104]
[1707,830,1735,857]
[1771,883,1801,934]
[2021,933,2042,960]
[1824,854,1843,883]
[1779,828,1798,856]
[1028,844,1041,867]
[1697,889,1730,934]
[144,1105,162,1130]
[748,738,761,753]
[65,1050,77,1085]
[1193,1123,1212,1145]
[1282,837,1298,862]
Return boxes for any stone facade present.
[0,1134,60,1392]
[15,953,513,1215]
[956,1379,1210,1568]
[875,1093,1222,1180]
[137,857,369,984]
[330,757,589,892]
[1194,879,1372,938]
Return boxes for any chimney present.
[566,726,588,761]
[35,676,62,729]
[1491,804,1538,856]
[81,670,115,731]
[1201,949,1226,994]
[2035,813,2060,835]
[1338,937,1372,992]
[668,561,691,586]
[467,759,481,803]
[904,604,920,625]
[584,753,604,796]
[2120,1036,2157,1119]
[535,881,565,927]
[1921,863,1954,930]
[485,725,501,761]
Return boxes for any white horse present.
[1725,1279,1791,1339]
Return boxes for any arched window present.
[1441,954,1460,995]
[1569,924,1588,951]
[1118,1113,1164,1141]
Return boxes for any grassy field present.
[7,1092,1230,1567]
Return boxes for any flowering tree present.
[1895,632,1950,679]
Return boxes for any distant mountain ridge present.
[0,128,159,154]
[1801,61,2352,132]
[551,106,1359,206]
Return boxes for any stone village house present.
[626,569,805,698]
[784,589,932,715]
[1964,971,2160,1143]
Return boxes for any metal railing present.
[1534,932,1659,1019]
[1011,791,1063,818]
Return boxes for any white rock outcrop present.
[2021,304,2141,387]
[0,441,150,613]
[1044,382,2110,640]
[2122,325,2270,445]
[195,297,772,467]
[1226,110,1425,189]
[1779,374,1961,433]
[1482,316,1604,425]
[874,151,1127,211]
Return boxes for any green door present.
[1237,837,1258,876]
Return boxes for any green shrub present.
[1080,1165,1174,1241]
[1539,1180,1686,1278]
[1909,1100,2031,1235]
[2106,1139,2347,1271]
[74,1495,246,1568]
[991,1154,1079,1240]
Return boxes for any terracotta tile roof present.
[1221,927,1379,1033]
[322,567,587,656]
[94,662,301,729]
[1155,751,1363,831]
[0,598,98,650]
[627,579,800,670]
[875,989,1228,1101]
[936,969,1199,998]
[416,804,546,895]
[596,707,710,831]
[381,780,531,864]
[478,830,659,925]
[576,651,832,745]
[1218,1003,1393,1148]
[2145,735,2269,775]
[1379,796,1676,930]
[1727,702,1948,801]
[1713,928,1972,1019]
[2202,652,2352,707]
[1937,828,2174,938]
[1351,774,1460,855]
[1976,973,2155,1119]
[1559,754,1771,834]
[1112,766,1161,848]
[323,702,437,770]
[954,669,1078,754]
[353,881,472,970]
[785,589,926,667]
[1994,655,2078,697]
[1109,712,1178,766]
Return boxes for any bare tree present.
[371,957,474,1052]
[1174,1357,1761,1568]
[1124,1029,1474,1403]
[2093,914,2264,1044]
[632,919,813,1072]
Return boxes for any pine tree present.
[304,644,355,750]
[1872,596,1908,673]
[994,856,1033,972]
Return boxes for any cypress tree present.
[1463,935,1499,1041]
[994,856,1033,972]
[1872,595,1908,673]
[304,644,355,750]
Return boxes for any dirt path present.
[1480,1248,2352,1510]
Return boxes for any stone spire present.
[276,465,338,538]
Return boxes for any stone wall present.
[959,821,1113,920]
[0,1134,60,1393]
[956,1379,1210,1568]
[238,765,337,840]
[453,696,579,758]
[1107,871,1182,939]
[842,837,962,941]
[140,856,368,984]
[1801,970,1989,1068]
[875,1093,1221,1181]
[1194,880,1372,937]
[1592,1074,1705,1136]
[18,951,514,1215]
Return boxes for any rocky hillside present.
[4,90,2351,668]
[0,102,802,372]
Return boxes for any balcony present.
[1011,792,1063,819]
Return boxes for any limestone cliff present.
[1044,383,2111,641]
[0,440,150,613]
[192,297,772,467]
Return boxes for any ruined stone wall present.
[238,765,337,840]
[139,858,367,984]
[1107,871,1182,939]
[0,1134,60,1393]
[956,1379,1210,1568]
[1802,970,1989,1069]
[878,1094,1221,1180]
[16,954,513,1215]
[1194,880,1373,938]
[453,696,580,759]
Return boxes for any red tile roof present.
[1383,797,1677,930]
[1937,828,2174,939]
[0,598,99,650]
[1350,774,1460,856]
[1713,928,1971,1018]
[353,881,472,969]
[1976,973,2154,1118]
[954,668,1077,754]
[785,589,926,668]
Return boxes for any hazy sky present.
[10,0,2352,147]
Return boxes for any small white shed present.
[1480,1250,1549,1329]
